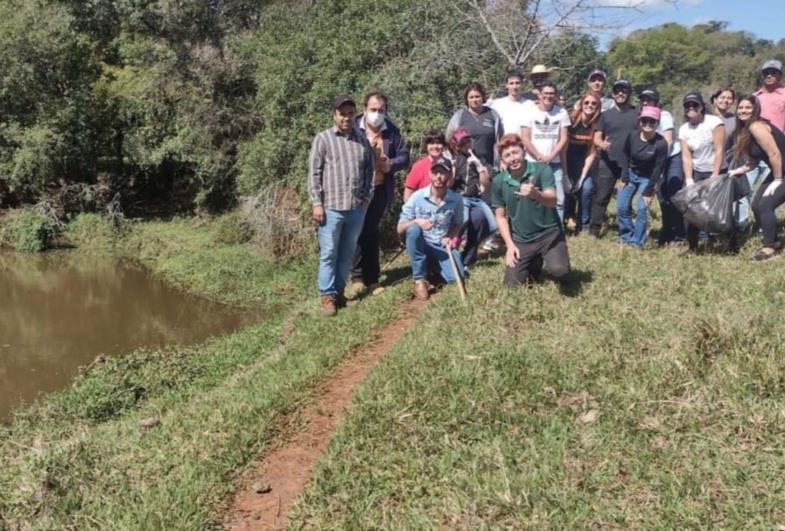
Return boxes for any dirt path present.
[224,297,426,530]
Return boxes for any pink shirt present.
[755,85,785,133]
[404,157,432,191]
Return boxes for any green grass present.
[292,234,785,529]
[0,216,409,529]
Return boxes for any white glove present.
[467,153,482,167]
[763,179,783,197]
[685,178,695,187]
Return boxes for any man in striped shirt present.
[309,95,374,316]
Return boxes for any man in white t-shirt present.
[521,82,571,222]
[491,69,534,135]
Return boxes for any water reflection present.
[0,251,260,420]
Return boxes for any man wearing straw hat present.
[521,64,554,103]
[397,156,465,301]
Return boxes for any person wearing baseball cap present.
[573,69,613,112]
[754,59,785,133]
[638,87,685,245]
[615,105,669,248]
[397,156,466,301]
[309,94,374,315]
[678,90,728,254]
[588,78,638,237]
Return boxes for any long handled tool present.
[444,241,468,303]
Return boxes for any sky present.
[595,0,784,49]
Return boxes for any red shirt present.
[404,157,432,191]
[755,85,785,133]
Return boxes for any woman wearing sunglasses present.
[728,94,785,261]
[678,91,727,253]
[615,106,669,248]
[565,94,601,233]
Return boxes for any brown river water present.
[0,251,260,421]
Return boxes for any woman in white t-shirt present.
[678,91,726,252]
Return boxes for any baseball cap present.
[639,106,661,122]
[332,95,356,110]
[612,79,632,92]
[682,91,705,106]
[431,157,453,173]
[451,129,471,145]
[638,88,660,102]
[587,69,607,81]
[761,59,783,73]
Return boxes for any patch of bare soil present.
[224,298,426,530]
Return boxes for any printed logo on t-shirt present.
[532,116,561,141]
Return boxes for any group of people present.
[308,60,785,314]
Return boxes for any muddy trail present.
[224,297,427,530]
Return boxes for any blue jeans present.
[579,175,593,229]
[617,169,651,247]
[551,163,565,224]
[317,206,366,296]
[405,225,464,283]
[462,196,497,234]
[735,161,769,230]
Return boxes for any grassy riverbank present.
[0,217,409,529]
[292,235,785,529]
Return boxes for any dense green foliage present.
[0,2,782,216]
[607,21,785,110]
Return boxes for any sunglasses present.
[762,68,781,76]
[639,118,657,126]
[684,102,701,110]
[582,101,598,107]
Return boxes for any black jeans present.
[352,184,387,284]
[503,229,570,287]
[657,154,687,244]
[752,173,785,247]
[589,157,623,234]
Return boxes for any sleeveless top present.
[748,121,785,170]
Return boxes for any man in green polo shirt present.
[491,133,571,286]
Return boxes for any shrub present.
[64,213,119,250]
[213,212,253,245]
[0,208,61,252]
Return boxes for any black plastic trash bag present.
[672,174,737,233]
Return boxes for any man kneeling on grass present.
[492,133,571,287]
[397,157,465,301]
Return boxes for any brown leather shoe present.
[320,295,337,316]
[413,281,429,301]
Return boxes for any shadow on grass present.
[557,268,593,298]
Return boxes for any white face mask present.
[366,111,385,129]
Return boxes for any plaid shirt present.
[308,125,374,210]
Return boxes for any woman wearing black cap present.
[678,91,727,252]
[728,94,785,261]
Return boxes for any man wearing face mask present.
[351,91,410,296]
